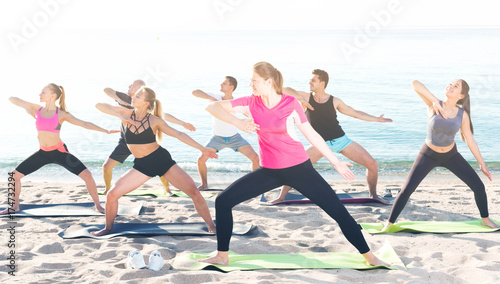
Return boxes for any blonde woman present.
[199,62,388,267]
[92,86,218,236]
[2,83,118,215]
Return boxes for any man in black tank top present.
[102,79,196,194]
[271,69,392,204]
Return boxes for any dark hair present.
[47,83,67,111]
[226,76,238,91]
[253,62,283,94]
[312,69,329,88]
[457,79,473,141]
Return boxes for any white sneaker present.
[126,250,146,269]
[148,250,164,271]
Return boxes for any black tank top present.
[305,94,345,141]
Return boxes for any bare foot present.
[268,197,284,204]
[95,206,105,214]
[197,184,209,191]
[371,194,390,205]
[90,228,112,236]
[381,222,393,232]
[363,251,391,267]
[197,251,229,266]
[0,207,20,215]
[482,217,500,229]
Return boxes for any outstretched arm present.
[283,87,313,110]
[163,113,196,131]
[9,97,40,118]
[104,88,131,107]
[60,111,119,134]
[335,98,393,122]
[95,103,136,126]
[412,80,446,118]
[297,121,354,180]
[192,89,218,102]
[206,100,259,134]
[461,111,491,181]
[154,117,217,158]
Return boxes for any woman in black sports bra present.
[92,86,218,236]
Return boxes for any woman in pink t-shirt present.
[199,62,390,267]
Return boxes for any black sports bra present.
[124,111,156,144]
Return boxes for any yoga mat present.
[59,222,256,239]
[169,191,218,199]
[0,202,142,217]
[173,240,404,272]
[97,188,169,197]
[95,189,217,198]
[360,219,500,234]
[260,191,391,205]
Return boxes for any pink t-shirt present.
[231,94,310,169]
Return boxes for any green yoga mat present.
[360,219,500,234]
[173,240,404,272]
[96,189,217,198]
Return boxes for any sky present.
[1,0,499,34]
[1,0,499,97]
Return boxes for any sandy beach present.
[1,175,500,283]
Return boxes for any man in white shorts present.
[192,76,259,190]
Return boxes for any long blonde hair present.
[253,62,283,95]
[141,86,163,142]
[47,83,67,111]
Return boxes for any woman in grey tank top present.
[381,79,499,231]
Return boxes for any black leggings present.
[388,144,488,223]
[215,160,370,254]
[15,146,87,176]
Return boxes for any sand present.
[1,176,500,283]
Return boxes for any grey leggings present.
[388,144,488,223]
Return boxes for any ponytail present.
[58,86,67,112]
[458,79,473,141]
[141,86,163,143]
[253,61,283,95]
[47,83,68,112]
[153,99,163,143]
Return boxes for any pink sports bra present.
[36,107,61,133]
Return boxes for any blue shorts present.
[205,133,249,152]
[326,135,353,153]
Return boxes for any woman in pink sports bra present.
[1,83,119,215]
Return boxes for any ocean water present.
[2,28,500,183]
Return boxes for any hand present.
[378,114,393,123]
[202,147,218,159]
[183,122,196,132]
[332,161,355,181]
[106,129,121,134]
[432,101,447,119]
[480,164,492,181]
[236,119,260,134]
[298,97,314,111]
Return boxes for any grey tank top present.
[426,101,464,147]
